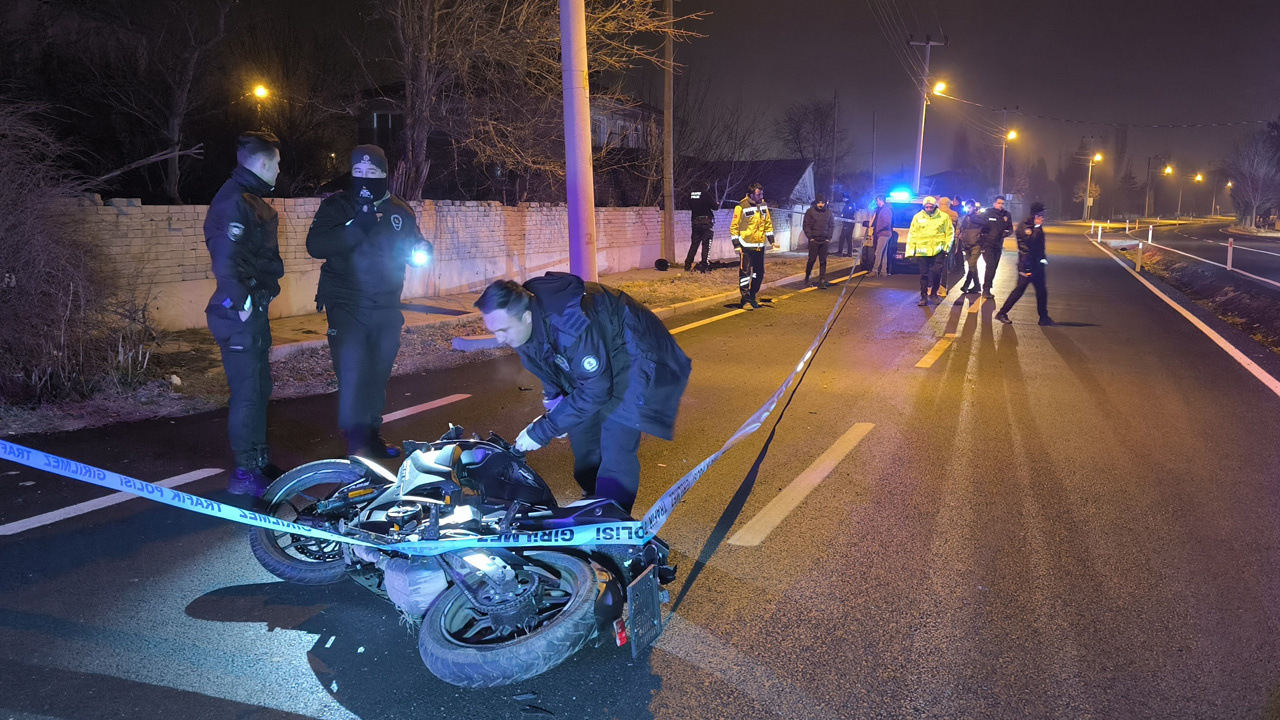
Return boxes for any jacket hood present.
[524,272,586,317]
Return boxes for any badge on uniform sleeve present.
[582,355,600,373]
[391,215,403,231]
[228,222,245,241]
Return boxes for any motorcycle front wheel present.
[248,459,362,585]
[418,551,598,687]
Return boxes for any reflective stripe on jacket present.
[730,196,775,249]
[905,209,954,257]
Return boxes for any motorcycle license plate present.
[626,565,664,658]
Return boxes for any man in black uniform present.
[977,195,1015,299]
[835,195,857,257]
[995,202,1054,326]
[306,145,433,458]
[683,181,718,273]
[203,131,284,497]
[957,200,985,294]
[476,274,692,515]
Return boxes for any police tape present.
[0,438,378,548]
[0,267,865,556]
[640,267,867,538]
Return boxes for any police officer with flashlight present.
[306,145,432,458]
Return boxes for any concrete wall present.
[74,197,783,331]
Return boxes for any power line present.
[935,91,1270,130]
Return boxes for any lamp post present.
[1176,172,1202,217]
[1216,180,1232,216]
[252,84,269,128]
[914,79,946,194]
[1082,152,1102,222]
[1000,127,1017,197]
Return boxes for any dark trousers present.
[805,239,829,281]
[326,305,404,447]
[835,224,855,256]
[961,245,982,290]
[739,248,765,300]
[917,253,945,297]
[208,307,272,470]
[569,413,643,514]
[684,218,713,269]
[982,246,1003,292]
[998,265,1049,319]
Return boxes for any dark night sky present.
[675,0,1279,195]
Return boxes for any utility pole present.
[871,110,877,193]
[999,108,1008,197]
[561,0,597,280]
[829,89,838,201]
[661,0,675,264]
[910,34,946,195]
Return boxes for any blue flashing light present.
[888,188,912,202]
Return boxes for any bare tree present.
[772,97,852,197]
[1072,180,1100,205]
[1224,131,1280,229]
[375,0,702,200]
[674,77,774,207]
[74,0,231,203]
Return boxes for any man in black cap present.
[683,181,717,273]
[203,131,284,498]
[995,202,1054,326]
[306,145,433,458]
[802,194,834,288]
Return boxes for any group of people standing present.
[203,132,431,497]
[905,194,1053,325]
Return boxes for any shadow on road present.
[187,580,663,719]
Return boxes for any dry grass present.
[616,256,834,307]
[1120,246,1280,356]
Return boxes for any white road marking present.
[381,393,470,423]
[1093,243,1280,400]
[728,422,874,546]
[0,468,224,536]
[671,270,868,335]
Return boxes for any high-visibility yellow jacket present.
[730,196,776,250]
[905,209,954,257]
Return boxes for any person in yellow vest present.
[729,182,777,309]
[906,196,955,306]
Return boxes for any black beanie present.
[351,144,388,174]
[815,194,827,204]
[1031,201,1046,216]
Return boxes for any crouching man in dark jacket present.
[476,273,693,515]
[306,145,433,458]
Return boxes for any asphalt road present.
[1133,220,1280,286]
[4,227,1280,719]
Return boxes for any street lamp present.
[912,80,947,194]
[1000,129,1017,197]
[251,84,270,128]
[1082,152,1103,222]
[1177,172,1203,217]
[1214,180,1232,216]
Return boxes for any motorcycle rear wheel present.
[418,551,598,687]
[248,459,362,585]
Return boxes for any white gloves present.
[542,395,563,412]
[514,424,544,453]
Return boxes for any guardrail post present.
[1090,220,1095,234]
[1097,226,1102,242]
[1136,241,1144,273]
[1148,225,1153,244]
[1227,237,1234,271]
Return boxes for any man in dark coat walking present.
[995,202,1054,326]
[203,131,284,497]
[306,145,433,458]
[684,181,718,273]
[803,194,835,288]
[977,195,1015,299]
[476,273,693,515]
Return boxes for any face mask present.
[352,176,388,204]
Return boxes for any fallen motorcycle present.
[248,424,676,688]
